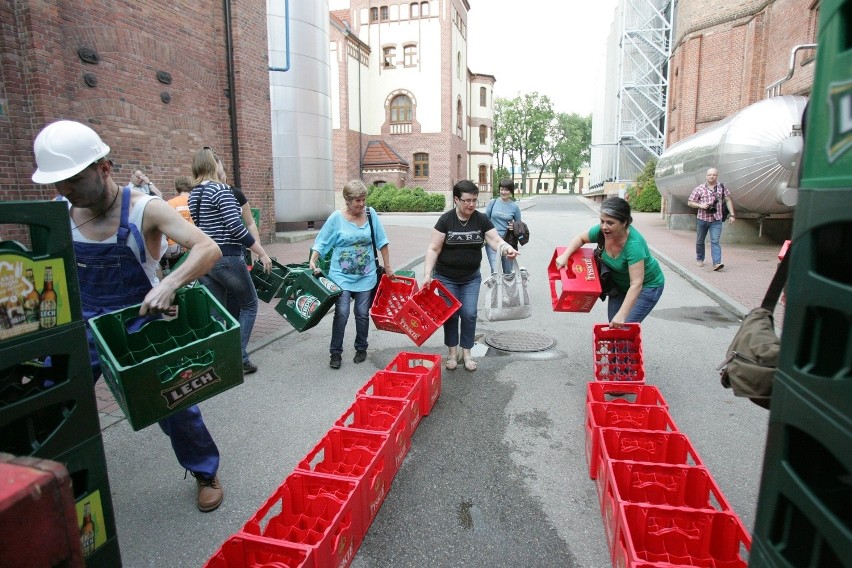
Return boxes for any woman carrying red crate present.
[422,180,519,372]
[554,197,664,326]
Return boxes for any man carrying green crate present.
[31,120,227,512]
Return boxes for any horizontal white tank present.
[656,95,807,215]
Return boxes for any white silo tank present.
[268,0,334,225]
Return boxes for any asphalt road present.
[102,195,768,567]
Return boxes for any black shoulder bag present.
[717,251,789,409]
[366,208,383,305]
[595,230,614,301]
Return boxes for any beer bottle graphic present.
[23,268,41,324]
[39,266,57,329]
[79,501,96,556]
[5,290,26,327]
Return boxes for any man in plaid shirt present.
[688,168,736,271]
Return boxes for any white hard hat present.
[32,120,111,184]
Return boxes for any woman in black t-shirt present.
[423,180,519,372]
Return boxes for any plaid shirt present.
[689,183,730,222]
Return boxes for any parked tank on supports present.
[656,96,808,217]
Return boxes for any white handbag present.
[482,259,532,321]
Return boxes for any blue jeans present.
[200,254,258,364]
[696,219,723,265]
[485,245,513,275]
[607,285,664,323]
[434,271,481,349]
[330,289,371,355]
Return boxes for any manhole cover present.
[484,330,555,352]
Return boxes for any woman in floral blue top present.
[310,180,394,369]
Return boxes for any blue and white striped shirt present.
[188,181,254,252]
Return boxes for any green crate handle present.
[157,349,216,384]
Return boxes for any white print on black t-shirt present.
[446,230,484,245]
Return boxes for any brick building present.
[328,0,495,208]
[667,0,819,145]
[1,0,274,238]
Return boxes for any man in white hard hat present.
[32,119,227,512]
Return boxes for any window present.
[479,125,487,144]
[403,44,417,67]
[456,100,463,133]
[370,7,378,21]
[414,153,429,178]
[421,2,429,16]
[480,87,486,107]
[478,165,487,184]
[457,52,461,79]
[390,95,412,123]
[410,2,419,17]
[380,6,389,20]
[383,46,396,68]
[457,155,462,178]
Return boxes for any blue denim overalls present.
[75,187,219,478]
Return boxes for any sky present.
[466,0,620,116]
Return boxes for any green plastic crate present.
[394,270,416,279]
[0,201,83,346]
[275,271,342,332]
[308,248,333,275]
[89,286,243,430]
[250,265,287,303]
[800,0,852,190]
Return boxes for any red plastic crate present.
[395,280,461,346]
[548,247,602,312]
[370,275,419,333]
[613,503,751,568]
[586,383,668,408]
[384,352,442,416]
[334,397,411,479]
[595,429,704,502]
[204,534,312,568]
[242,472,361,568]
[0,454,83,568]
[295,428,390,530]
[601,461,734,554]
[357,371,424,435]
[593,324,644,383]
[585,402,678,480]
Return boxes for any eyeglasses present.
[457,198,478,204]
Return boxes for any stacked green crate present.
[0,201,121,567]
[749,2,852,566]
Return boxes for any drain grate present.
[484,330,555,353]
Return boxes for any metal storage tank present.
[656,95,808,215]
[268,0,334,225]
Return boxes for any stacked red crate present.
[383,352,442,416]
[205,350,440,567]
[369,275,419,333]
[395,280,460,346]
[585,325,751,567]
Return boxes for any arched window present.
[457,155,462,178]
[478,165,488,184]
[457,52,461,79]
[414,153,429,178]
[480,87,487,107]
[456,100,463,134]
[380,5,389,20]
[421,2,429,16]
[479,125,487,144]
[370,7,378,21]
[390,95,413,123]
[410,2,419,17]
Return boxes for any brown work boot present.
[194,474,223,512]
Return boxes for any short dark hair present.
[599,196,633,225]
[453,179,479,199]
[499,178,515,195]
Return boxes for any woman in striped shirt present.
[189,147,272,374]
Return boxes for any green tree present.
[550,113,591,194]
[625,159,662,212]
[503,92,554,195]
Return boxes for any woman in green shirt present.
[554,197,664,326]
